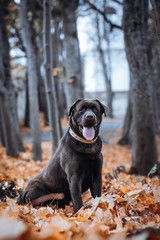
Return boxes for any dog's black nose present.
[84,111,96,125]
[86,115,94,120]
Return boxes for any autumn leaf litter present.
[0,136,160,240]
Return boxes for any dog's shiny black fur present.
[23,99,107,213]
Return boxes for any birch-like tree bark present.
[43,0,60,153]
[61,0,84,109]
[20,0,42,161]
[95,12,113,118]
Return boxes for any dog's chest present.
[79,157,97,192]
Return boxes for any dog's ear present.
[68,98,83,116]
[94,99,108,117]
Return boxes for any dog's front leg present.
[69,174,83,213]
[90,175,102,198]
[90,157,102,198]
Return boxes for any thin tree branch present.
[12,17,26,52]
[111,0,123,5]
[84,0,122,30]
[11,56,26,60]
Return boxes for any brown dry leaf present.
[70,208,93,222]
[151,179,160,201]
[93,207,114,226]
[74,222,107,240]
[40,216,74,240]
[108,229,127,240]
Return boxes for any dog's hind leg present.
[23,179,64,206]
[23,179,48,205]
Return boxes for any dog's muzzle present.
[80,111,97,140]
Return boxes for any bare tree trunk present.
[24,71,30,127]
[43,0,61,153]
[52,17,64,137]
[33,31,49,126]
[95,12,113,118]
[118,92,132,145]
[39,88,49,125]
[120,2,160,145]
[38,72,49,126]
[53,19,67,119]
[152,82,160,133]
[123,0,158,175]
[0,96,18,156]
[147,31,160,133]
[0,111,5,146]
[151,0,160,132]
[151,0,160,57]
[20,0,42,161]
[118,73,133,145]
[62,0,84,109]
[0,0,24,156]
[152,39,160,132]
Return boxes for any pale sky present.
[77,2,130,92]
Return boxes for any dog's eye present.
[91,105,99,111]
[80,107,86,112]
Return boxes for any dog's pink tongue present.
[83,127,95,140]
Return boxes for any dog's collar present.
[69,128,97,144]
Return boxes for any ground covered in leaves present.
[0,133,160,239]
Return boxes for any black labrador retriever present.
[23,98,108,213]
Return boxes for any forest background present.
[0,0,160,239]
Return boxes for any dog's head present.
[69,99,108,140]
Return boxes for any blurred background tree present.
[43,0,61,153]
[20,0,42,161]
[0,0,24,157]
[122,0,157,175]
